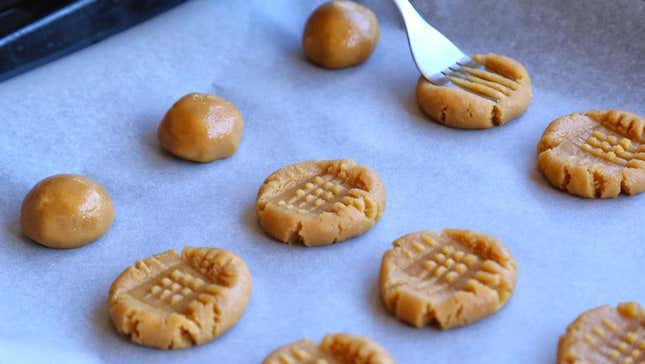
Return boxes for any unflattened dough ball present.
[417,53,532,129]
[303,1,379,69]
[380,229,517,329]
[558,302,645,364]
[158,93,243,162]
[263,333,396,364]
[538,110,645,198]
[20,174,114,249]
[109,247,252,349]
[256,159,386,247]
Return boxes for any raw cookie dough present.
[109,247,251,349]
[538,110,645,198]
[20,174,114,249]
[379,229,517,329]
[157,93,244,162]
[416,53,532,129]
[256,159,386,247]
[558,302,645,364]
[262,333,396,364]
[302,1,379,69]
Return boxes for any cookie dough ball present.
[302,1,379,69]
[537,110,645,198]
[263,333,396,364]
[380,229,517,329]
[109,247,252,349]
[157,93,244,163]
[20,174,114,249]
[256,159,386,247]
[558,302,645,364]
[417,53,532,129]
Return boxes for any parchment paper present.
[1,1,644,363]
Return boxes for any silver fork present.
[393,0,477,85]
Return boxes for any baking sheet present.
[0,0,644,363]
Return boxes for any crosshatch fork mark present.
[581,130,645,166]
[392,234,507,300]
[272,164,372,216]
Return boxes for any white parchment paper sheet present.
[0,1,643,363]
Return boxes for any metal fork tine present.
[428,56,474,85]
[394,0,481,84]
[427,53,482,85]
[457,56,479,68]
[393,0,469,84]
[429,74,450,85]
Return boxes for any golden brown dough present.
[256,159,386,247]
[537,110,645,198]
[416,53,532,129]
[262,333,396,364]
[379,229,517,329]
[108,247,252,349]
[157,93,243,162]
[303,1,379,69]
[20,174,114,249]
[558,302,645,364]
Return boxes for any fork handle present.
[391,0,459,56]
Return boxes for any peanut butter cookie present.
[416,53,532,129]
[380,229,517,329]
[538,110,645,198]
[109,247,251,349]
[262,333,395,364]
[20,174,114,249]
[158,93,243,163]
[303,1,379,69]
[558,302,645,364]
[256,159,386,247]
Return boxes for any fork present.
[393,0,477,85]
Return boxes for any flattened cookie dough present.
[380,229,517,329]
[303,1,379,69]
[558,302,645,364]
[20,174,114,249]
[416,53,532,129]
[158,93,244,163]
[538,110,645,198]
[109,247,251,349]
[263,333,396,364]
[256,159,386,247]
